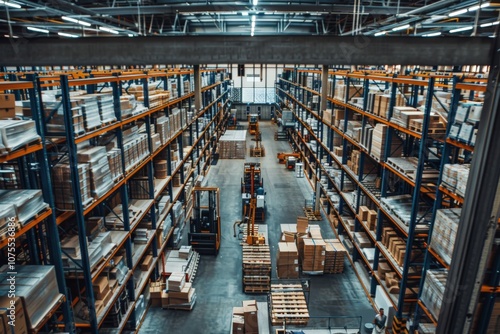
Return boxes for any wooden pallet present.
[303,207,321,221]
[270,283,309,325]
[244,286,270,294]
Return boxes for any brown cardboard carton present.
[93,276,110,297]
[141,255,153,271]
[232,315,245,334]
[243,300,258,309]
[296,216,309,233]
[232,307,245,316]
[0,108,15,120]
[244,305,258,333]
[0,94,15,109]
[161,291,170,308]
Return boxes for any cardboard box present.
[233,307,245,316]
[244,305,258,333]
[161,291,170,308]
[359,206,369,221]
[141,255,153,271]
[296,217,309,233]
[243,300,258,309]
[0,108,15,120]
[0,95,15,109]
[0,297,28,334]
[93,276,110,297]
[232,315,245,334]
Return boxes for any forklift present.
[248,113,259,135]
[188,187,221,255]
[241,162,266,221]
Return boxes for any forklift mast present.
[188,187,221,255]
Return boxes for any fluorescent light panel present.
[0,1,21,9]
[62,16,91,27]
[481,21,499,27]
[374,31,386,36]
[27,26,49,33]
[449,26,473,33]
[58,32,78,38]
[449,8,468,17]
[423,32,442,37]
[99,26,119,34]
[252,0,258,6]
[392,24,410,31]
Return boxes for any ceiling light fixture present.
[27,26,49,33]
[242,11,249,16]
[4,34,18,38]
[392,24,410,31]
[128,33,134,37]
[449,26,473,33]
[0,1,21,9]
[481,20,500,27]
[422,32,442,37]
[448,8,468,17]
[58,32,78,38]
[61,16,91,27]
[374,31,386,36]
[468,5,480,11]
[252,0,258,6]
[480,2,491,8]
[99,26,119,34]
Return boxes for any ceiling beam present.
[0,35,492,66]
[2,4,415,18]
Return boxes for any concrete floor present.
[140,121,376,334]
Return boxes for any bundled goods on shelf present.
[276,242,299,279]
[232,300,260,334]
[92,275,119,314]
[162,272,197,310]
[72,95,102,131]
[129,176,150,199]
[270,283,309,326]
[370,123,403,161]
[242,245,271,293]
[107,148,123,182]
[122,126,149,172]
[323,108,333,125]
[345,120,362,141]
[169,79,179,100]
[0,265,62,330]
[156,116,171,145]
[0,189,47,226]
[171,201,184,227]
[358,206,378,231]
[107,254,128,285]
[87,93,117,124]
[428,90,452,114]
[429,208,461,266]
[163,248,200,283]
[353,232,372,248]
[0,203,17,239]
[119,95,137,117]
[390,106,423,127]
[421,269,448,320]
[386,157,439,182]
[219,130,247,159]
[41,92,86,135]
[349,96,364,109]
[418,323,437,333]
[368,93,405,118]
[360,124,374,151]
[334,83,363,102]
[323,239,346,273]
[0,120,40,155]
[381,227,406,267]
[441,163,470,197]
[381,194,432,232]
[52,162,93,210]
[154,159,169,179]
[134,228,150,244]
[347,150,378,175]
[0,165,20,189]
[77,146,114,199]
[449,101,482,146]
[102,290,129,328]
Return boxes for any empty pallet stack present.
[323,239,347,274]
[270,283,309,326]
[219,130,246,159]
[276,242,299,279]
[242,245,271,293]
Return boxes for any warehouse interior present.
[1,1,500,334]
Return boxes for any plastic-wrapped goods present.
[52,162,93,210]
[0,120,40,154]
[420,269,448,320]
[429,208,461,266]
[74,95,101,130]
[0,203,17,239]
[0,189,48,225]
[0,265,60,329]
[77,146,114,199]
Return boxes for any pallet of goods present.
[232,300,259,334]
[219,130,247,159]
[270,283,309,326]
[323,239,346,274]
[276,242,299,279]
[242,245,271,294]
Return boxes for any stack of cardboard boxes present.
[358,205,378,232]
[323,239,347,274]
[232,300,259,334]
[276,242,299,279]
[161,272,197,310]
[0,94,15,119]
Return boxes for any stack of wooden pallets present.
[270,283,309,326]
[242,245,271,294]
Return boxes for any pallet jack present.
[188,187,221,255]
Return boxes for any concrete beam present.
[0,35,492,66]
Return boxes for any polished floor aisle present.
[140,121,375,334]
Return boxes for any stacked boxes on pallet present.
[421,269,448,320]
[77,146,114,200]
[232,300,259,334]
[448,101,482,146]
[276,242,299,279]
[323,239,346,273]
[219,130,247,159]
[0,120,41,154]
[370,123,404,161]
[441,164,470,197]
[429,208,461,266]
[163,272,197,310]
[52,162,93,210]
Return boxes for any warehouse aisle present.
[140,121,375,334]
